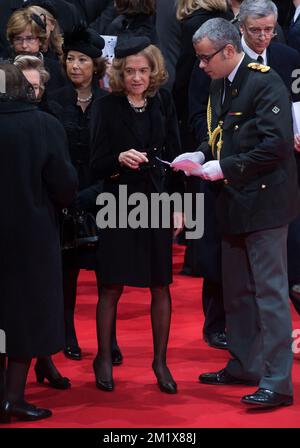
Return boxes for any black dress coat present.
[201,55,300,235]
[90,89,182,287]
[0,100,78,358]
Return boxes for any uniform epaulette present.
[247,62,270,73]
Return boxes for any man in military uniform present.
[176,17,299,408]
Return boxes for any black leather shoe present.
[241,388,293,408]
[0,400,52,423]
[199,368,258,386]
[203,332,228,350]
[35,359,71,390]
[93,359,114,392]
[157,380,177,394]
[64,346,82,361]
[111,347,123,366]
[152,364,177,394]
[95,378,115,392]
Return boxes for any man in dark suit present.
[239,0,300,102]
[286,0,300,50]
[183,17,299,408]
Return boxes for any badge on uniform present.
[247,62,270,73]
[272,106,280,114]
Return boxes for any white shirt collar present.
[294,5,300,23]
[227,53,245,83]
[241,35,267,65]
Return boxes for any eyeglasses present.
[13,36,38,45]
[196,45,227,64]
[244,25,277,38]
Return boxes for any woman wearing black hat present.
[90,36,183,394]
[48,27,122,364]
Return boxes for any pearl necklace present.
[77,93,93,103]
[127,96,148,113]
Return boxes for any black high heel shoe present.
[93,359,114,392]
[152,364,177,394]
[34,358,71,390]
[0,400,52,423]
[64,346,82,361]
[111,347,123,366]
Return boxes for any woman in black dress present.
[90,36,183,393]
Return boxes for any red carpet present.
[4,245,300,428]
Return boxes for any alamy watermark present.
[96,186,204,239]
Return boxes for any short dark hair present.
[193,17,242,52]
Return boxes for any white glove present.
[191,160,224,181]
[172,151,205,165]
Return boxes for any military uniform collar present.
[228,53,245,83]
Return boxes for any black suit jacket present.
[267,42,300,102]
[201,55,300,235]
[287,13,300,52]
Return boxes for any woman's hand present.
[295,134,300,152]
[118,149,149,169]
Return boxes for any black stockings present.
[150,286,174,384]
[3,357,31,403]
[64,267,119,349]
[94,284,174,384]
[94,284,123,381]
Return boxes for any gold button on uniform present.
[261,184,266,189]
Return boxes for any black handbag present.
[60,208,99,250]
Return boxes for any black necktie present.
[222,78,231,106]
[257,55,264,63]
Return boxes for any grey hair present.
[239,0,278,24]
[193,17,242,52]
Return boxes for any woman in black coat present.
[13,54,72,390]
[0,63,77,423]
[90,37,183,394]
[48,27,122,363]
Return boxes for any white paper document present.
[292,101,300,135]
[156,157,203,176]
